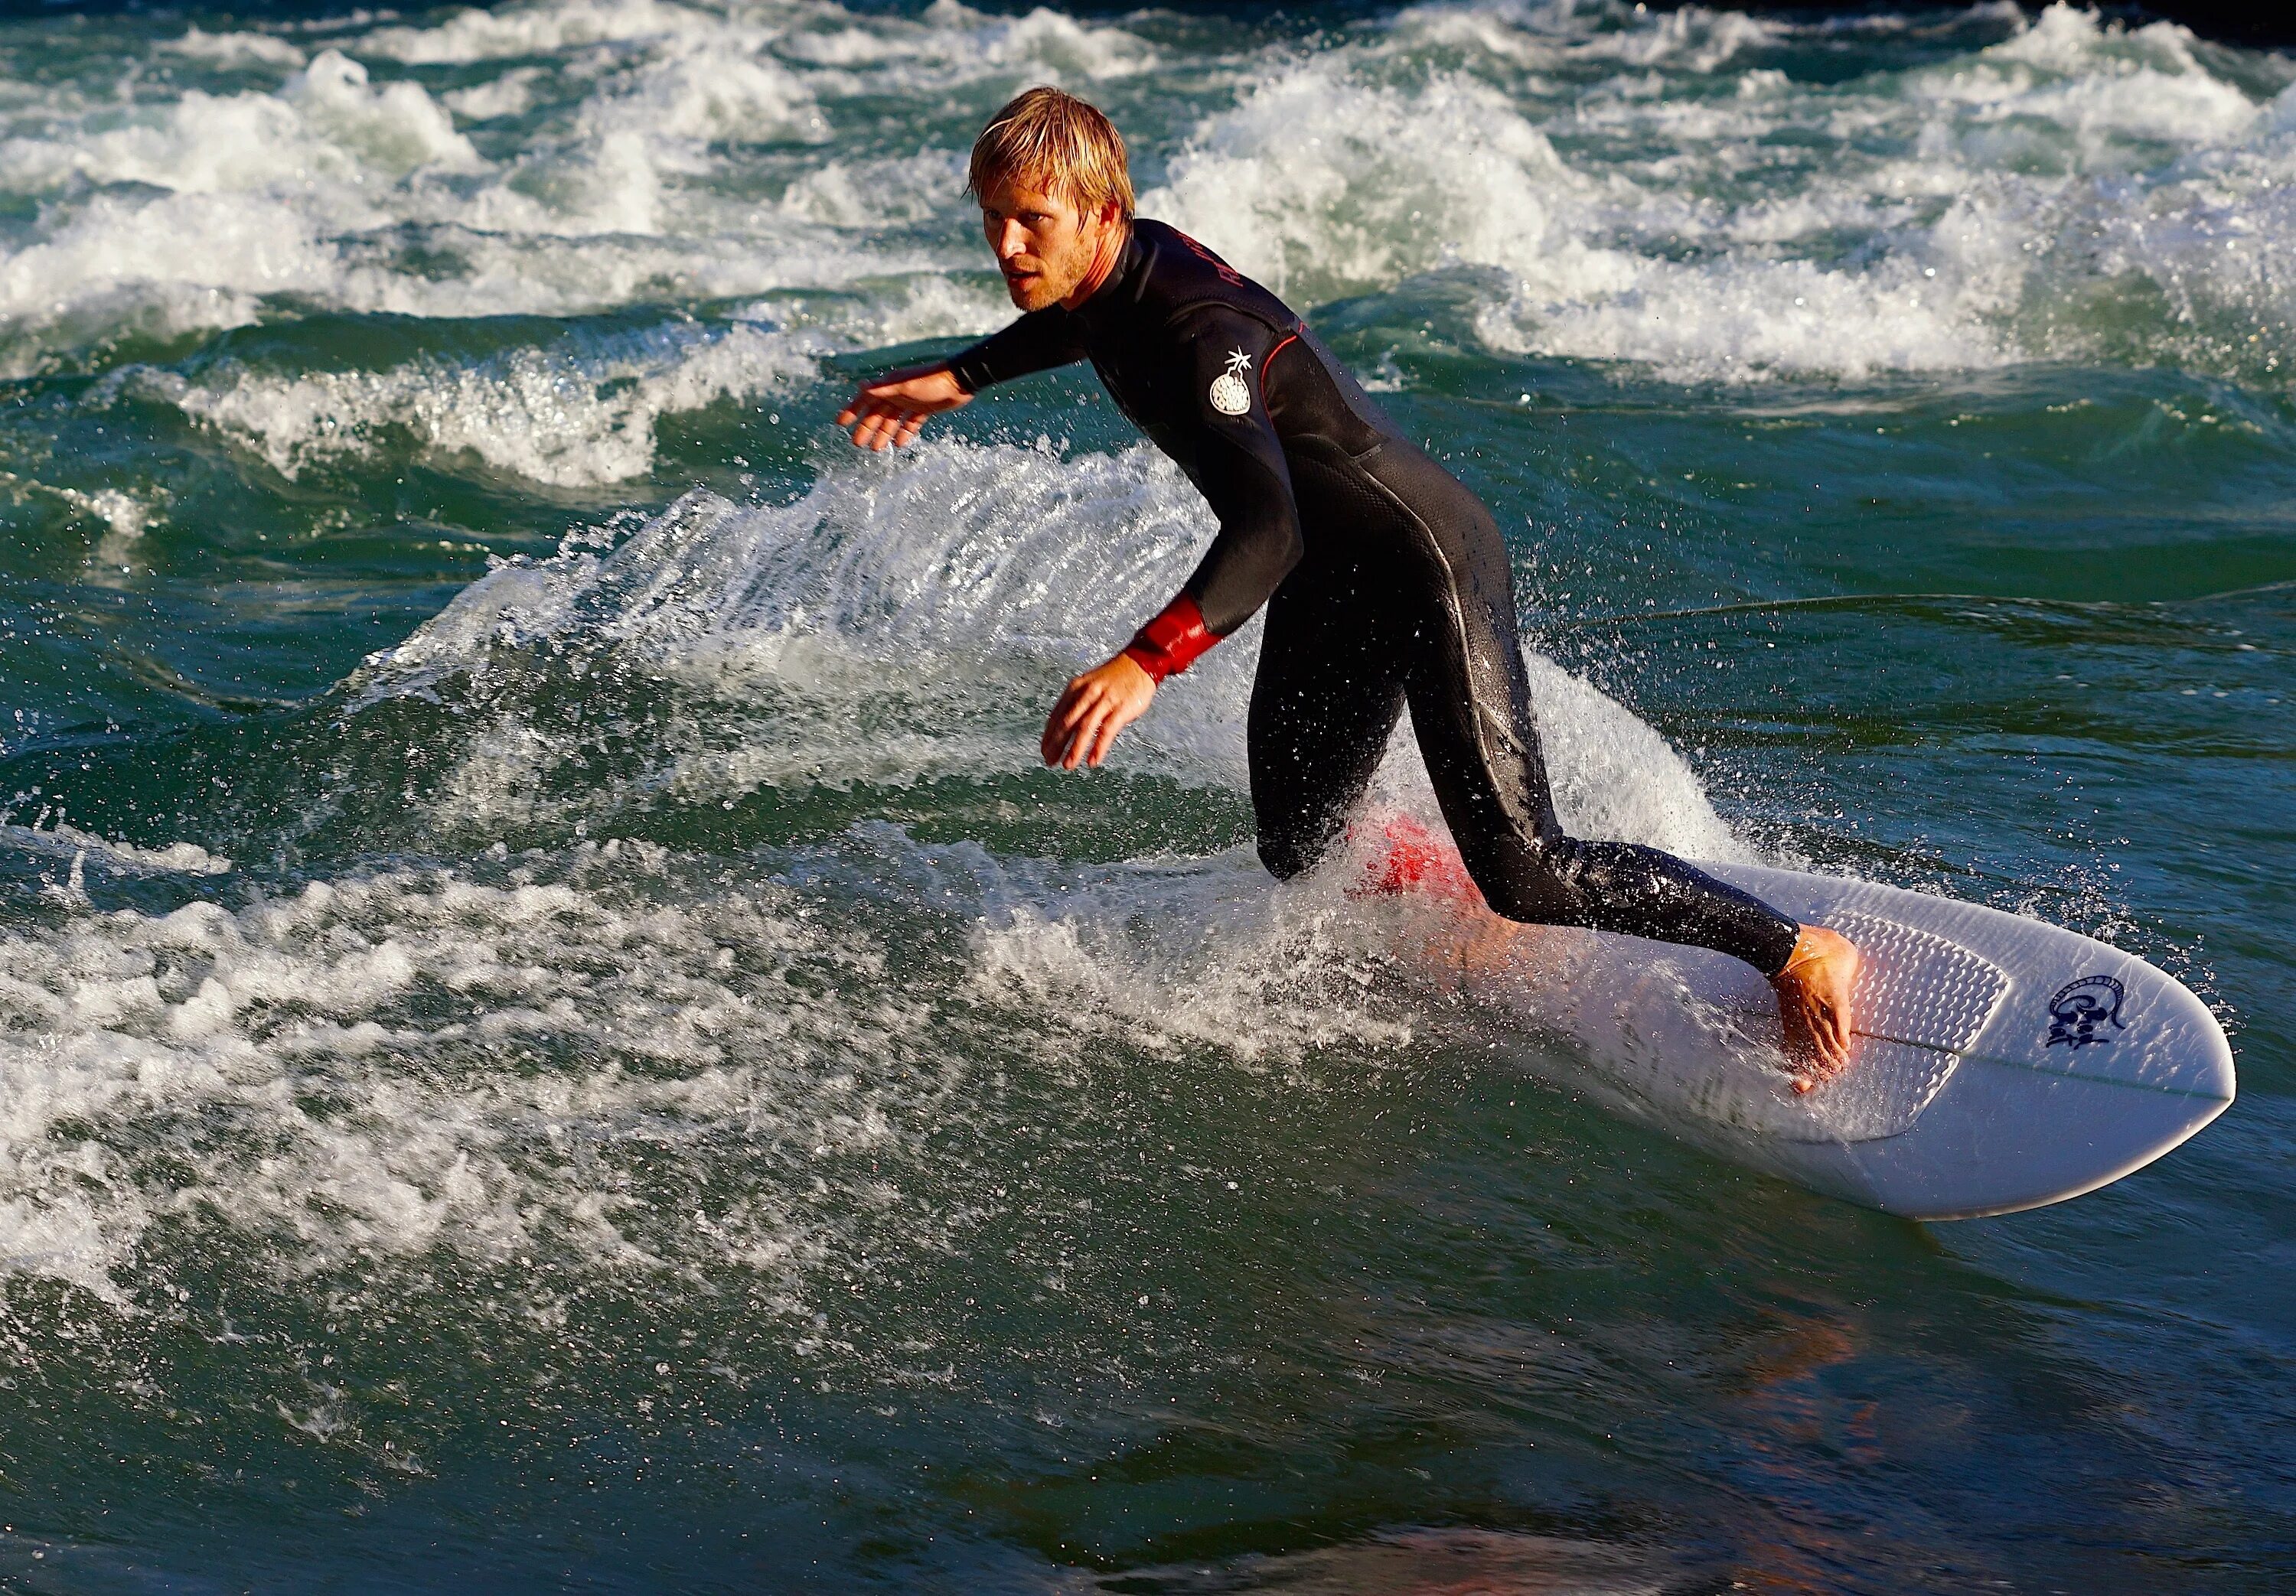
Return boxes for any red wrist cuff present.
[1120,594,1218,682]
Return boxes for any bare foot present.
[1772,924,1861,1092]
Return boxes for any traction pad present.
[1362,817,2011,1145]
[1782,910,2010,1142]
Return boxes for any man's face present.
[979,173,1118,312]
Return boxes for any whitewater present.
[0,2,2288,1591]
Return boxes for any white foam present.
[0,191,327,372]
[351,437,1746,862]
[441,66,548,123]
[1141,4,2292,384]
[357,0,733,65]
[1479,246,2011,382]
[1910,5,2264,164]
[1144,58,1996,383]
[572,38,827,147]
[1145,63,1636,308]
[1577,5,1781,73]
[151,318,827,487]
[0,50,476,197]
[0,820,1443,1311]
[0,8,960,357]
[1518,653,1753,862]
[355,442,1257,810]
[0,819,233,878]
[915,0,1158,82]
[40,486,163,578]
[0,0,2288,386]
[779,150,969,229]
[879,274,1009,344]
[970,862,1414,1068]
[0,849,928,1301]
[162,26,308,69]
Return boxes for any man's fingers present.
[1064,696,1117,770]
[1049,702,1086,768]
[1084,705,1127,767]
[875,407,925,449]
[1042,682,1091,764]
[1062,703,1103,769]
[1079,705,1112,767]
[840,372,967,449]
[841,396,909,450]
[1817,998,1848,1057]
[1042,657,1154,770]
[1089,695,1144,766]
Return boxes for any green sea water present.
[0,2,2290,1590]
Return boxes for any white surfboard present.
[1394,851,2236,1220]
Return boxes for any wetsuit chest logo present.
[1209,348,1253,416]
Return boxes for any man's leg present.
[1341,442,1808,942]
[1247,566,1406,881]
[1346,442,1857,1076]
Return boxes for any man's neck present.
[1061,219,1131,311]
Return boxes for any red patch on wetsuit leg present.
[1354,814,1482,907]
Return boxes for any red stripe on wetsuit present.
[1261,331,1300,389]
[1121,593,1218,682]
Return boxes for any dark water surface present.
[0,2,2289,1591]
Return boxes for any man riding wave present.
[837,88,1860,1083]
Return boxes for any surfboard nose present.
[2131,973,2237,1106]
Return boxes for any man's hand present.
[1772,924,1861,1091]
[837,363,970,451]
[1042,653,1156,770]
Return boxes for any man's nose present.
[993,219,1029,259]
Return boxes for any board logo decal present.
[2047,974,2128,1048]
[1209,348,1253,415]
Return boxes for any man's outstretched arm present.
[838,361,970,451]
[838,310,1089,451]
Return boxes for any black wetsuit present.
[951,218,1800,976]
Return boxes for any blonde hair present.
[967,86,1135,220]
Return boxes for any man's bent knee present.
[1257,829,1326,881]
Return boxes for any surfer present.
[836,89,1861,1083]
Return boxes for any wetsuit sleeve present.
[1163,305,1304,638]
[946,309,1088,394]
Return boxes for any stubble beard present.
[1005,275,1061,312]
[1002,232,1094,312]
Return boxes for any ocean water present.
[0,0,2288,1589]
